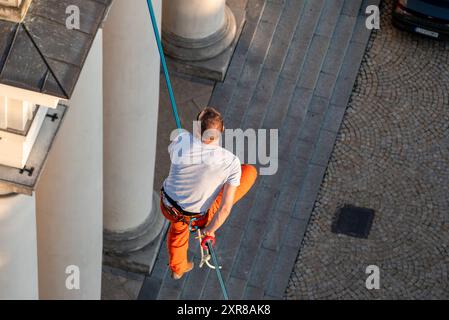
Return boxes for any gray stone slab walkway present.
[142,0,379,300]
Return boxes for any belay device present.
[145,0,229,300]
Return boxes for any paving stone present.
[262,208,291,251]
[237,61,264,90]
[243,285,265,300]
[350,0,381,45]
[225,65,265,126]
[247,1,284,65]
[285,87,313,121]
[292,164,326,220]
[283,217,308,248]
[138,276,162,300]
[276,190,302,219]
[249,186,279,222]
[260,158,289,187]
[209,82,234,110]
[263,294,282,300]
[298,111,326,143]
[246,0,267,23]
[102,271,144,300]
[308,95,329,114]
[230,0,266,64]
[322,15,358,76]
[201,273,228,300]
[180,260,211,300]
[351,0,383,46]
[261,76,297,129]
[315,72,338,100]
[148,257,168,283]
[198,226,247,299]
[310,129,339,166]
[247,247,278,289]
[297,34,332,90]
[264,0,306,71]
[242,218,268,251]
[322,104,347,133]
[315,0,345,37]
[228,0,249,10]
[242,68,280,129]
[265,245,301,298]
[157,268,187,300]
[233,212,278,285]
[217,225,247,267]
[276,158,309,213]
[341,0,362,17]
[281,0,325,80]
[227,183,260,228]
[331,41,368,107]
[230,244,259,281]
[227,276,248,300]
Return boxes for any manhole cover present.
[331,205,375,239]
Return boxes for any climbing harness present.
[145,0,229,300]
[188,217,199,233]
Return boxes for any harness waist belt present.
[161,188,207,217]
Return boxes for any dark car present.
[392,0,449,40]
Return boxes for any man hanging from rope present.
[160,107,257,280]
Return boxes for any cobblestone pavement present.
[286,0,449,300]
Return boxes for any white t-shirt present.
[163,130,241,213]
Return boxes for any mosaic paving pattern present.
[286,0,449,300]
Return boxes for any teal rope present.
[207,241,230,300]
[145,0,182,129]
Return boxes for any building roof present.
[0,0,112,100]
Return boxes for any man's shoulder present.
[171,129,192,141]
[218,147,241,166]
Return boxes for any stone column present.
[102,0,164,257]
[35,30,103,299]
[0,191,38,300]
[162,0,237,61]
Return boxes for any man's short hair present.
[197,107,224,140]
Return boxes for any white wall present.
[0,193,38,300]
[35,30,103,300]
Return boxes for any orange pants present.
[160,164,258,274]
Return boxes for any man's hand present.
[203,228,216,239]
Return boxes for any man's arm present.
[203,183,237,237]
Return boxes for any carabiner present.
[188,217,199,233]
